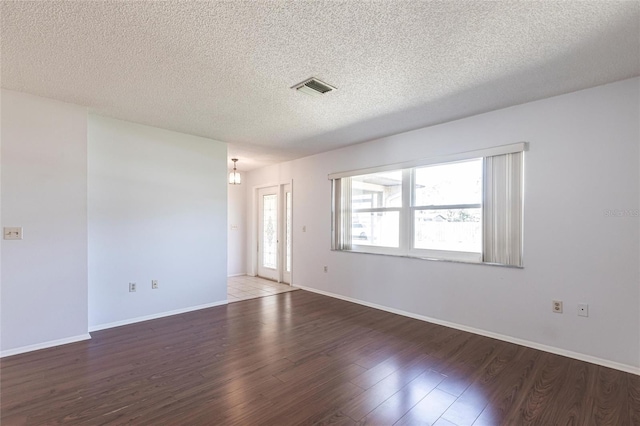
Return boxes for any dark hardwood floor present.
[1,290,639,425]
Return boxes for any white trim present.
[227,273,247,277]
[328,142,528,180]
[88,300,228,332]
[407,248,482,263]
[1,333,92,358]
[349,244,401,256]
[296,285,640,376]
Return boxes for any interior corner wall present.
[88,115,227,329]
[228,183,246,276]
[1,89,89,353]
[245,77,640,372]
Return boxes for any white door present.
[258,186,279,281]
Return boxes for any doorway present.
[256,183,292,283]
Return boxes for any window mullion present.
[353,207,401,213]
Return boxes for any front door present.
[257,186,279,281]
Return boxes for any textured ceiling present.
[2,1,639,170]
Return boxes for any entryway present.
[256,183,292,284]
[227,275,297,303]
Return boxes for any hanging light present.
[229,158,241,185]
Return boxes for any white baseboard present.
[89,300,228,332]
[1,333,92,358]
[296,285,640,376]
[227,273,247,277]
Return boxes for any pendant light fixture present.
[229,158,241,185]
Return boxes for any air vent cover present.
[292,77,336,97]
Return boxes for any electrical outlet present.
[578,303,589,317]
[323,266,328,273]
[129,282,136,292]
[152,280,158,289]
[552,300,563,313]
[303,226,307,232]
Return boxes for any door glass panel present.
[286,192,292,273]
[263,194,277,269]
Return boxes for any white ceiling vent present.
[292,77,336,97]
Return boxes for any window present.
[412,159,483,262]
[331,143,525,267]
[351,170,402,248]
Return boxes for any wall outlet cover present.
[3,227,23,240]
[578,303,589,317]
[552,300,563,313]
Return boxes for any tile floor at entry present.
[227,275,297,303]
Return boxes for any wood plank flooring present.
[1,290,638,425]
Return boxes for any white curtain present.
[483,152,524,266]
[332,177,352,250]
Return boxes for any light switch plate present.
[3,227,23,240]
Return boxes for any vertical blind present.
[483,152,524,266]
[332,178,352,251]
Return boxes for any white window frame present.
[349,169,408,256]
[330,143,527,267]
[408,161,483,263]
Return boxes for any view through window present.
[412,159,482,253]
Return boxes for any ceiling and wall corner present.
[1,1,639,170]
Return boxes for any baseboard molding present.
[89,300,228,332]
[1,333,92,358]
[296,285,640,376]
[227,273,247,277]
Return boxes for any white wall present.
[246,78,640,372]
[1,90,89,353]
[88,116,227,329]
[228,183,246,276]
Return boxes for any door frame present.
[281,183,292,284]
[250,180,293,285]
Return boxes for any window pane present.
[414,208,481,252]
[262,194,277,269]
[352,211,399,247]
[352,171,402,209]
[414,159,482,206]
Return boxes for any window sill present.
[330,249,524,269]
